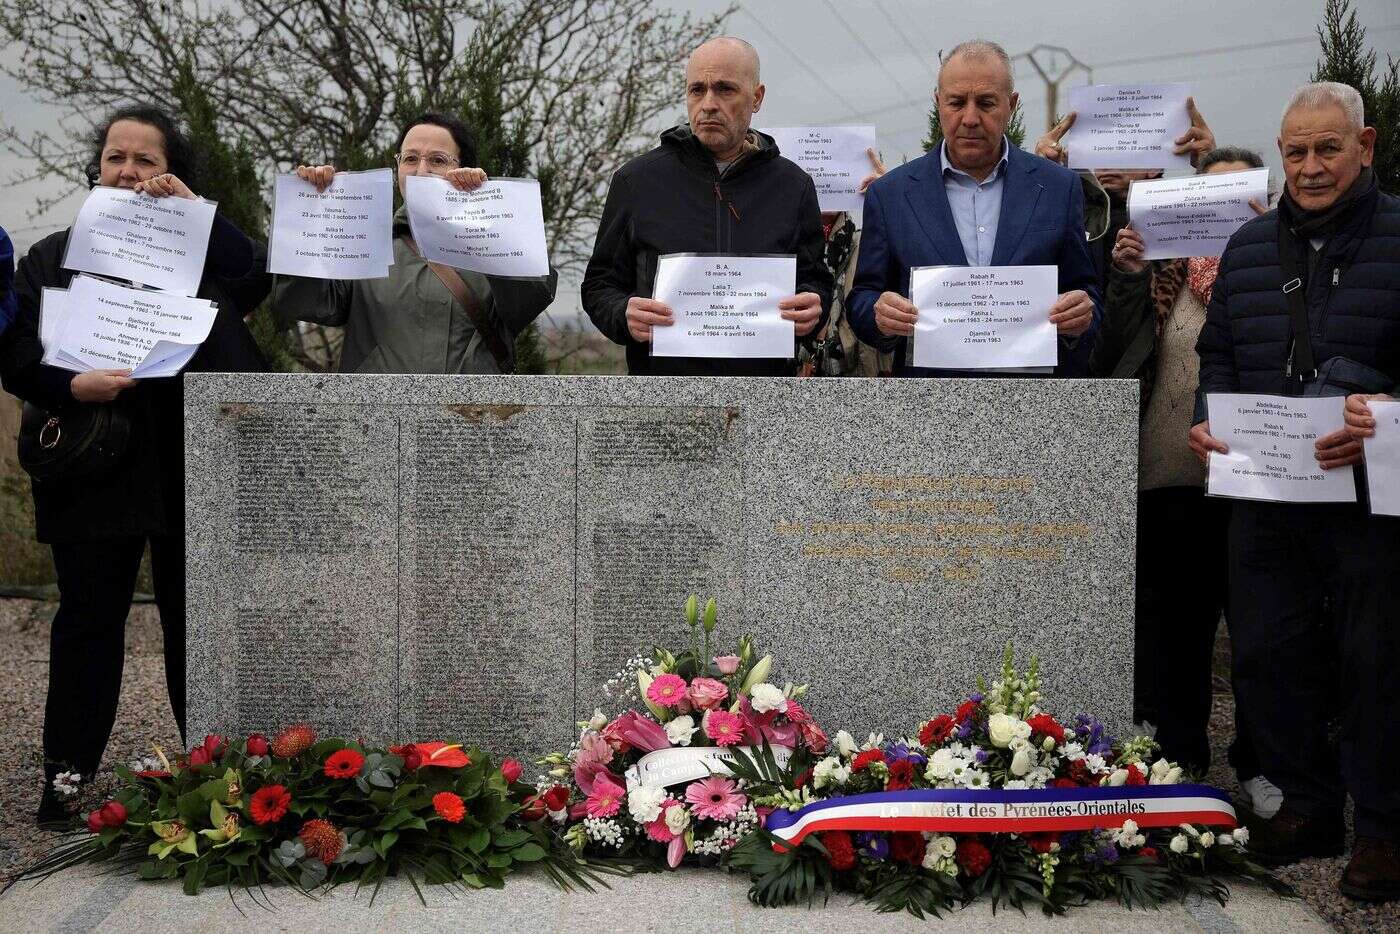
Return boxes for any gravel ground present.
[0,598,1394,930]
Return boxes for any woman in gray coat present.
[272,112,556,373]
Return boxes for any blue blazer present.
[847,146,1101,377]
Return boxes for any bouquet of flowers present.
[535,597,829,868]
[14,725,608,897]
[726,646,1287,917]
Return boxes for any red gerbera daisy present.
[248,784,291,825]
[433,791,467,823]
[323,748,365,779]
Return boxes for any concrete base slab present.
[0,864,1331,933]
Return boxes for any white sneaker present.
[1240,775,1285,819]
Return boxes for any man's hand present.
[1189,420,1228,466]
[874,291,917,337]
[779,292,823,337]
[1316,426,1363,470]
[1174,97,1216,168]
[132,173,196,200]
[1049,290,1093,337]
[625,297,673,343]
[295,164,337,192]
[1111,226,1148,275]
[858,147,887,194]
[71,369,136,403]
[445,167,488,191]
[1343,392,1394,441]
[1034,112,1077,166]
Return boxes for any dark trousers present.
[43,534,186,779]
[1137,487,1232,774]
[1229,500,1400,841]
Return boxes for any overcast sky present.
[2,0,1398,320]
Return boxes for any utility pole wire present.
[871,0,940,86]
[738,5,863,117]
[817,0,920,100]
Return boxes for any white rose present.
[1199,831,1215,848]
[1218,832,1234,846]
[1232,827,1250,846]
[1170,834,1189,854]
[1121,819,1139,836]
[1164,767,1183,785]
[1107,768,1129,787]
[665,715,697,747]
[933,835,957,859]
[987,714,1029,748]
[665,804,691,835]
[627,786,665,824]
[835,730,859,757]
[1010,748,1033,777]
[749,683,787,714]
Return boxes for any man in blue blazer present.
[848,41,1101,377]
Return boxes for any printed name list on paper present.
[1207,393,1356,504]
[62,186,218,294]
[910,265,1058,370]
[268,168,394,280]
[1063,83,1193,171]
[763,125,878,213]
[1128,168,1269,260]
[651,253,796,359]
[403,175,549,278]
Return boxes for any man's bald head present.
[688,36,761,85]
[685,36,766,162]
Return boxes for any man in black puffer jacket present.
[1190,82,1400,901]
[582,36,832,376]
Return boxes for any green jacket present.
[272,209,556,373]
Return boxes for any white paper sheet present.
[1363,400,1400,517]
[909,265,1058,370]
[763,125,878,213]
[402,175,549,277]
[1128,169,1269,260]
[1063,83,1193,171]
[62,186,217,294]
[268,168,394,279]
[650,253,796,359]
[45,275,218,378]
[1207,393,1356,503]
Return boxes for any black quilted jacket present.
[1194,188,1400,424]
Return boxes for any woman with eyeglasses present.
[270,113,557,374]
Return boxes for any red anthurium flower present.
[413,742,471,768]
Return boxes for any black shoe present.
[1340,837,1400,902]
[1242,803,1344,866]
[35,788,73,829]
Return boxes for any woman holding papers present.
[0,105,267,826]
[1089,147,1277,812]
[270,113,556,374]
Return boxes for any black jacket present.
[0,215,269,543]
[1195,188,1400,424]
[581,126,833,376]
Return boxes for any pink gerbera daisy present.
[585,772,625,818]
[705,710,745,746]
[646,674,688,707]
[685,775,746,821]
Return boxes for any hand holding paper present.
[268,167,394,280]
[1127,169,1269,260]
[1206,394,1356,503]
[63,186,217,294]
[762,126,879,213]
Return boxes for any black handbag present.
[17,400,131,482]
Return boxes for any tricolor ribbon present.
[624,745,794,791]
[765,785,1237,848]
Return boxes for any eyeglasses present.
[395,151,459,169]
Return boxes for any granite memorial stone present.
[186,375,1138,758]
